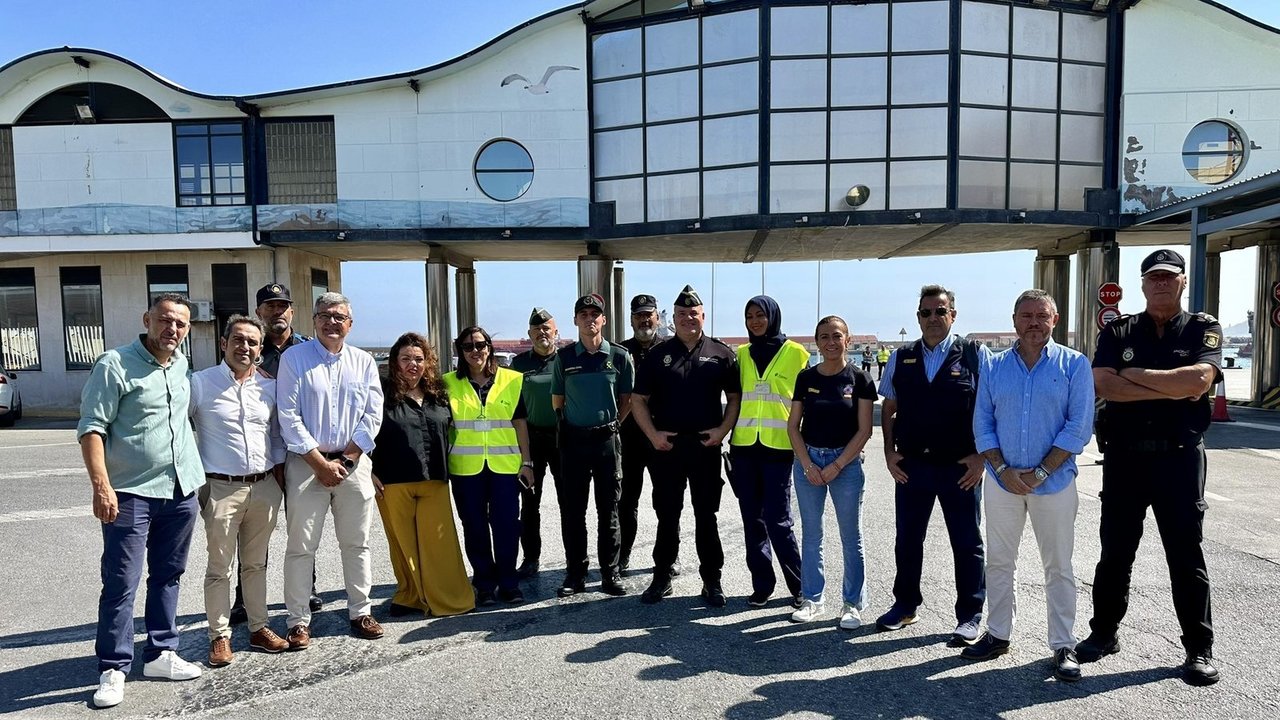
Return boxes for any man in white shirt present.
[276,292,384,648]
[190,315,290,667]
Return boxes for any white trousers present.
[283,453,375,626]
[983,473,1079,651]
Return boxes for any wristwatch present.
[992,463,1008,476]
[1033,465,1050,483]
[340,456,356,470]
[522,461,535,469]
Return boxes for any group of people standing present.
[78,248,1223,710]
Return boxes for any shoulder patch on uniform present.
[708,336,733,349]
[1195,311,1218,324]
[1203,331,1220,349]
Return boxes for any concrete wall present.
[1121,0,1280,212]
[0,247,340,411]
[12,123,174,209]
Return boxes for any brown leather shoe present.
[249,627,289,654]
[349,615,384,640]
[286,624,311,651]
[208,636,233,667]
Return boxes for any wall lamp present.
[71,55,91,69]
[688,0,706,10]
[74,104,95,122]
[1092,1,1112,10]
[1030,0,1050,6]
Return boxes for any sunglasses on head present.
[917,308,951,318]
[459,341,489,352]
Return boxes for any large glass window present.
[61,266,104,371]
[0,268,39,371]
[474,140,535,202]
[1182,121,1246,185]
[175,122,246,206]
[0,126,15,211]
[311,268,330,306]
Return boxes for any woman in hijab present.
[727,295,810,607]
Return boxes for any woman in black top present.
[786,316,877,629]
[371,332,475,617]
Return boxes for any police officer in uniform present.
[631,285,741,606]
[1076,249,1224,686]
[509,308,560,578]
[618,293,661,571]
[551,294,634,597]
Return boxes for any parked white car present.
[0,368,22,427]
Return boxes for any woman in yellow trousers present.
[371,332,475,617]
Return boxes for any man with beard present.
[618,294,660,571]
[510,308,561,578]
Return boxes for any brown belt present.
[206,471,270,483]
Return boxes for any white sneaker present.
[790,598,825,623]
[839,602,862,630]
[93,669,125,708]
[142,650,203,681]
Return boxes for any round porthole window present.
[474,139,534,202]
[1182,120,1246,185]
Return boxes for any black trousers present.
[1089,441,1213,653]
[891,456,987,623]
[520,426,560,564]
[650,438,724,585]
[557,429,622,579]
[618,425,652,564]
[728,445,802,598]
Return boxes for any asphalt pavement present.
[1,408,1278,719]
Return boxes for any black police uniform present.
[619,334,658,569]
[634,332,740,586]
[1089,309,1223,655]
[259,331,309,379]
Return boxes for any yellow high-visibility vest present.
[443,367,523,475]
[731,339,809,450]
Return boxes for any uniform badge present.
[1203,332,1220,349]
[271,284,282,293]
[663,354,672,366]
[1122,347,1134,362]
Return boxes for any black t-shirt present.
[1094,310,1223,440]
[794,362,877,448]
[634,334,740,433]
[372,389,452,485]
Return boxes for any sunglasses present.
[917,308,952,318]
[459,341,489,352]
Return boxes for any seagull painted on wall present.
[500,66,579,94]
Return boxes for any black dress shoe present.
[1182,651,1220,686]
[601,574,627,597]
[387,602,419,617]
[229,605,248,625]
[476,589,497,607]
[701,585,727,608]
[497,587,525,604]
[1053,648,1082,682]
[641,577,673,604]
[309,595,324,613]
[517,558,539,579]
[1075,632,1121,663]
[960,632,1011,661]
[557,576,586,598]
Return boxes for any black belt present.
[321,451,346,461]
[1107,437,1202,453]
[563,421,619,439]
[206,471,269,483]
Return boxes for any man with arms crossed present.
[277,292,384,648]
[80,294,205,708]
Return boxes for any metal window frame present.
[59,265,104,371]
[172,120,249,207]
[262,116,338,204]
[0,266,41,371]
[473,138,536,203]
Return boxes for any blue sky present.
[2,0,1273,343]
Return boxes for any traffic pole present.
[1210,380,1233,423]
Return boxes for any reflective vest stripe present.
[444,368,524,475]
[453,419,516,430]
[731,340,809,450]
[736,417,789,429]
[451,444,521,456]
[741,390,788,404]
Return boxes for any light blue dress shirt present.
[879,334,992,399]
[276,339,384,456]
[972,339,1095,495]
[77,336,205,498]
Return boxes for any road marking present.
[1204,491,1234,503]
[0,505,93,524]
[1246,448,1280,461]
[3,467,85,480]
[1226,421,1280,433]
[0,441,78,450]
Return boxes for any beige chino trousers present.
[202,477,283,639]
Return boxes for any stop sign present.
[1271,281,1280,304]
[1097,282,1122,306]
[1097,306,1121,329]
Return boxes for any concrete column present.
[1073,238,1119,359]
[611,263,626,344]
[1204,252,1221,320]
[578,253,614,332]
[1253,239,1280,405]
[455,268,477,332]
[1034,254,1072,346]
[425,259,452,374]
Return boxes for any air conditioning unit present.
[191,301,215,323]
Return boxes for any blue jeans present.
[793,447,867,607]
[97,489,199,673]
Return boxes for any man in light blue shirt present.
[78,293,206,709]
[276,292,384,648]
[964,289,1094,683]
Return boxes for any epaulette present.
[1193,312,1218,324]
[1104,313,1132,327]
[707,336,734,349]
